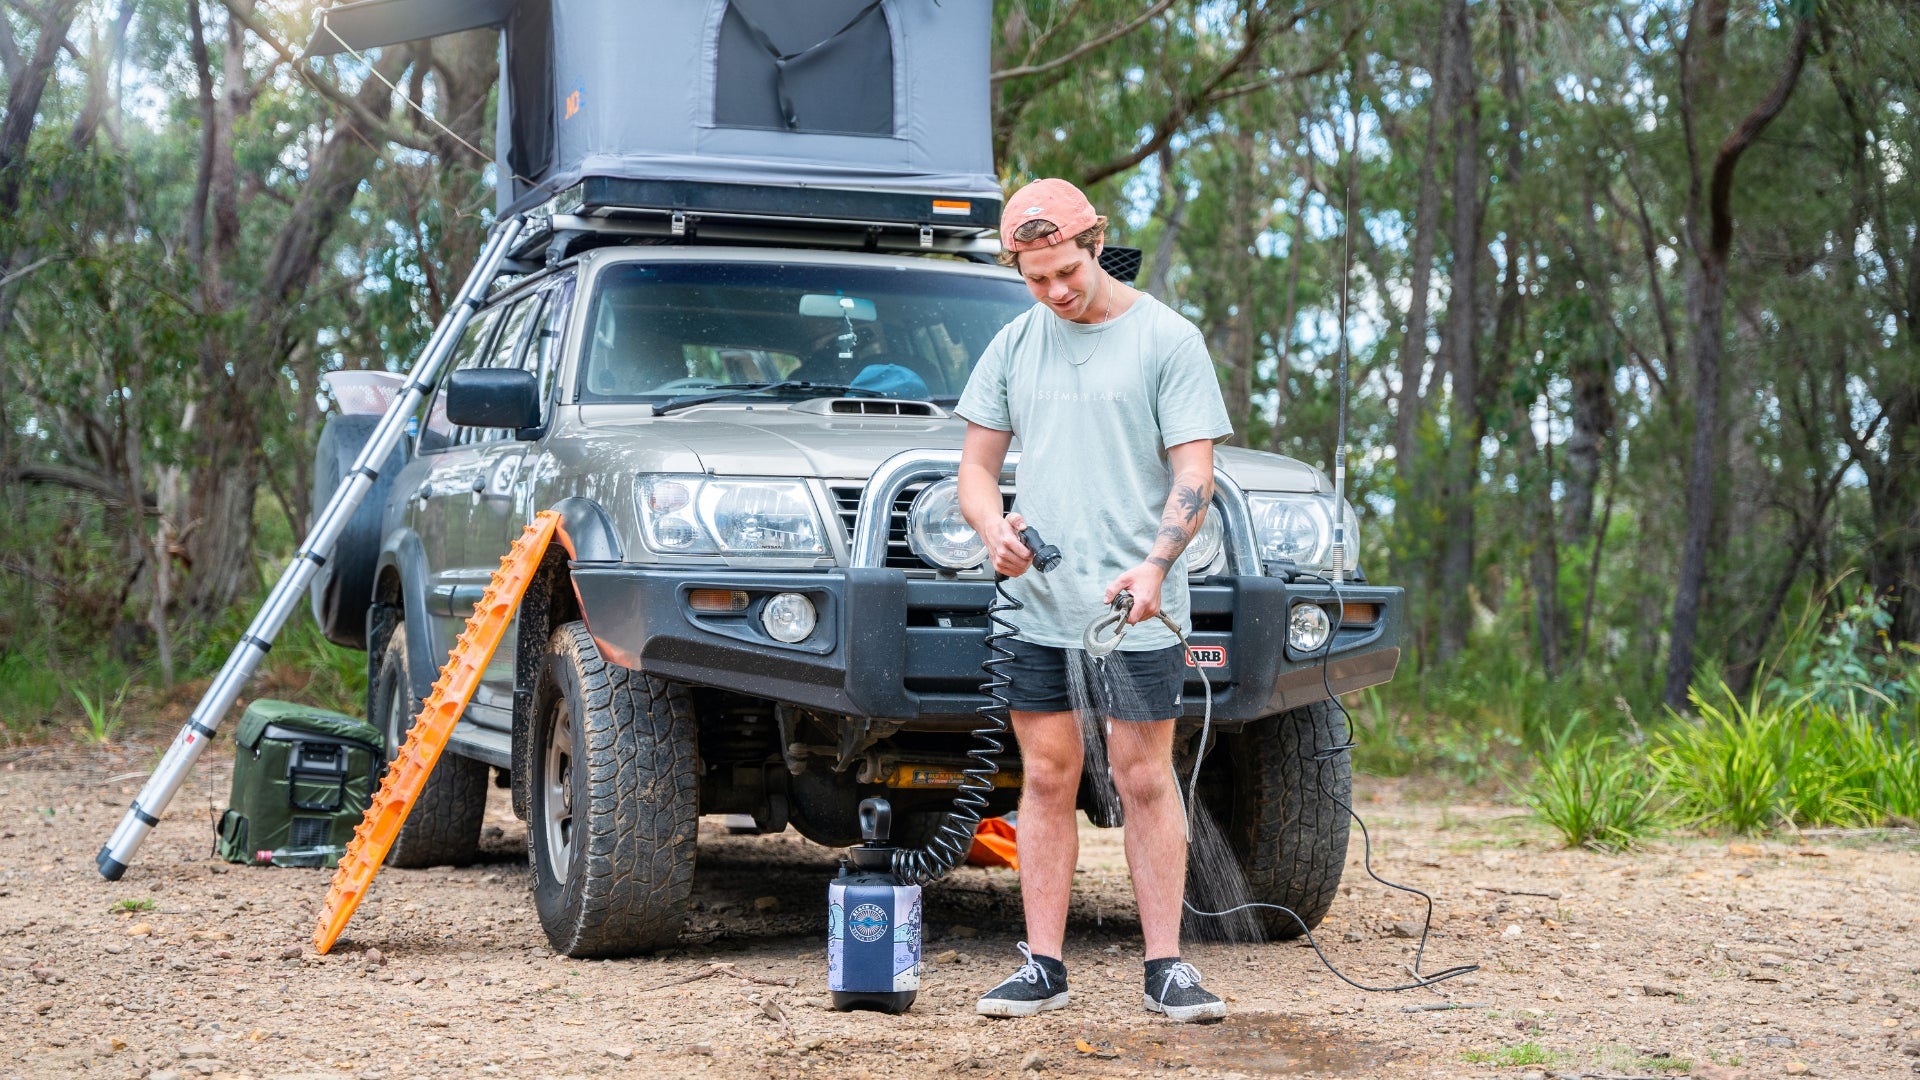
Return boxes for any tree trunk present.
[1867,389,1920,644]
[1435,0,1481,664]
[1268,160,1311,454]
[1391,20,1450,477]
[1663,14,1813,709]
[180,25,416,619]
[1144,145,1188,301]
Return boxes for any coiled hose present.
[889,527,1058,885]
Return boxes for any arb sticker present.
[1186,645,1227,668]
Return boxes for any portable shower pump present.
[826,525,1057,1012]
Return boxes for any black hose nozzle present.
[1018,526,1061,574]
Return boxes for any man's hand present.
[985,512,1035,578]
[1105,561,1167,624]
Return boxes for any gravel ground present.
[2,742,1917,1079]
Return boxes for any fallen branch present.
[642,962,796,993]
[1471,884,1563,899]
[1794,826,1913,838]
[1398,1001,1490,1012]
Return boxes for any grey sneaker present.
[1143,957,1227,1022]
[976,942,1069,1017]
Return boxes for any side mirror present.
[446,368,541,431]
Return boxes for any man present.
[954,178,1233,1023]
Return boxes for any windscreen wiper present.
[653,380,883,416]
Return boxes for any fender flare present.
[508,496,616,819]
[550,496,622,563]
[374,528,439,706]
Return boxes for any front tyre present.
[1200,700,1353,939]
[529,621,698,957]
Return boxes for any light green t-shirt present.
[955,292,1233,650]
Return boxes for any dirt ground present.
[2,742,1918,1080]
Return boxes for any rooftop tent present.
[309,0,1002,231]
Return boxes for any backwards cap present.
[1000,178,1100,252]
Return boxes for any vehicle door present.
[462,275,577,726]
[410,304,505,666]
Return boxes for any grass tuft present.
[1524,728,1664,851]
[72,683,130,745]
[1461,1042,1556,1067]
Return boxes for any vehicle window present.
[419,305,502,453]
[577,261,1033,403]
[528,276,576,411]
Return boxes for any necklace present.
[1065,274,1115,367]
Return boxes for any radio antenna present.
[1330,67,1356,584]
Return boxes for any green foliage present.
[109,898,156,914]
[1461,1043,1556,1067]
[1764,581,1920,719]
[1650,684,1916,833]
[72,683,130,745]
[0,649,65,735]
[1524,729,1664,851]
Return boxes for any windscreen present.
[577,261,1032,403]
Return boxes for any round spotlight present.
[762,592,818,644]
[1288,603,1332,653]
[906,477,987,570]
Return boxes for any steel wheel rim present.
[542,702,575,884]
[385,662,411,755]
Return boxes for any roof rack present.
[508,177,1005,265]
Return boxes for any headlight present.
[1247,493,1332,567]
[1184,511,1224,575]
[1245,493,1356,571]
[636,475,825,557]
[905,478,986,570]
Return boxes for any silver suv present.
[310,229,1403,957]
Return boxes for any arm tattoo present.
[1146,474,1212,570]
[1174,483,1206,524]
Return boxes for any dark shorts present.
[1003,638,1186,721]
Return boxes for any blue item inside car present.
[850,363,930,401]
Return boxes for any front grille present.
[830,482,1013,570]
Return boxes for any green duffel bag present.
[215,699,382,868]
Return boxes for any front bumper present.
[570,566,1401,725]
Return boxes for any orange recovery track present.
[313,510,559,954]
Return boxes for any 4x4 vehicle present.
[310,212,1402,958]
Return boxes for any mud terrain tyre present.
[1200,700,1352,939]
[530,621,698,957]
[370,628,490,867]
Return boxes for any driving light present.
[762,592,818,643]
[905,478,986,570]
[1288,603,1332,652]
[1248,493,1333,568]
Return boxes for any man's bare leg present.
[1105,718,1185,959]
[1009,709,1082,958]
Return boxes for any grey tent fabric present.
[309,0,516,55]
[308,0,999,221]
[715,0,893,136]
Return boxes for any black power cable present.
[1179,570,1478,992]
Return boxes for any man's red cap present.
[1000,178,1101,252]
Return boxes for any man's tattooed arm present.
[1145,470,1214,573]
